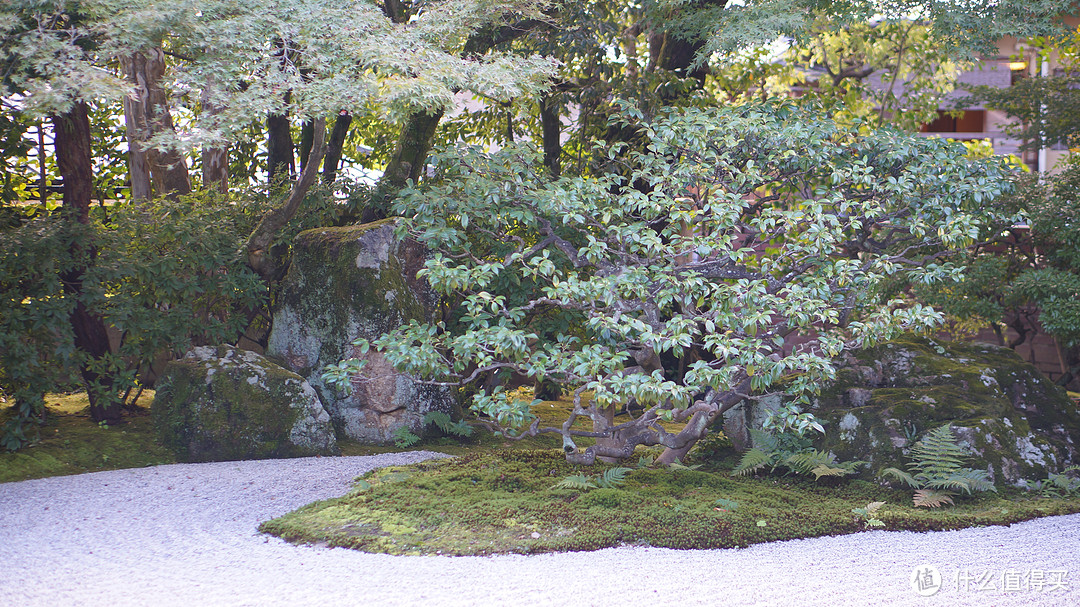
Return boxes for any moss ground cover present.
[258,449,1080,556]
[0,391,174,483]
[7,389,1080,557]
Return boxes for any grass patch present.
[0,391,175,483]
[258,449,1080,556]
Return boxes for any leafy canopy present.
[336,100,1014,463]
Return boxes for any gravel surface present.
[1,452,1078,606]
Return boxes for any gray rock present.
[725,336,1080,487]
[723,394,782,452]
[266,219,458,444]
[811,336,1080,487]
[151,346,337,462]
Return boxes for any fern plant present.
[424,411,474,437]
[391,425,421,448]
[390,411,474,448]
[552,467,633,492]
[881,425,996,507]
[851,501,886,528]
[1038,465,1080,498]
[732,429,863,481]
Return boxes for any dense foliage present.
[920,33,1080,386]
[1,0,1076,450]
[337,101,1014,464]
[0,196,266,449]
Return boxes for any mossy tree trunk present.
[246,119,327,281]
[360,109,444,223]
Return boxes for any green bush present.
[0,216,81,449]
[0,192,268,449]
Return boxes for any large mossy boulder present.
[266,219,458,444]
[809,336,1080,486]
[152,346,337,462]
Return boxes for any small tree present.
[331,101,1013,465]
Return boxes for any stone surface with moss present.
[807,336,1080,486]
[151,346,337,462]
[266,219,457,444]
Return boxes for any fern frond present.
[391,426,421,448]
[424,411,452,431]
[881,467,919,488]
[913,489,955,508]
[732,448,773,476]
[852,501,887,528]
[950,468,996,494]
[714,497,739,511]
[836,459,868,474]
[909,425,969,476]
[637,454,656,469]
[810,465,849,480]
[784,450,837,475]
[552,474,598,491]
[596,467,633,489]
[423,411,474,437]
[1047,472,1080,492]
[748,429,778,452]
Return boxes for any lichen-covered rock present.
[723,394,782,452]
[152,346,337,462]
[266,219,458,444]
[808,336,1080,487]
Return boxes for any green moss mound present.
[258,450,1080,556]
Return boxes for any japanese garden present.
[2,0,1080,603]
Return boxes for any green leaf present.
[596,466,633,489]
[551,474,598,491]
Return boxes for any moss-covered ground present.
[0,391,174,483]
[259,448,1080,556]
[7,389,1080,558]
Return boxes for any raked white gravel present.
[1,451,1078,607]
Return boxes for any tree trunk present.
[200,80,229,193]
[201,145,228,193]
[52,102,123,424]
[267,110,295,184]
[655,380,749,466]
[540,93,562,176]
[122,83,152,201]
[247,119,327,281]
[298,120,314,173]
[360,109,443,222]
[121,47,191,200]
[322,111,353,183]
